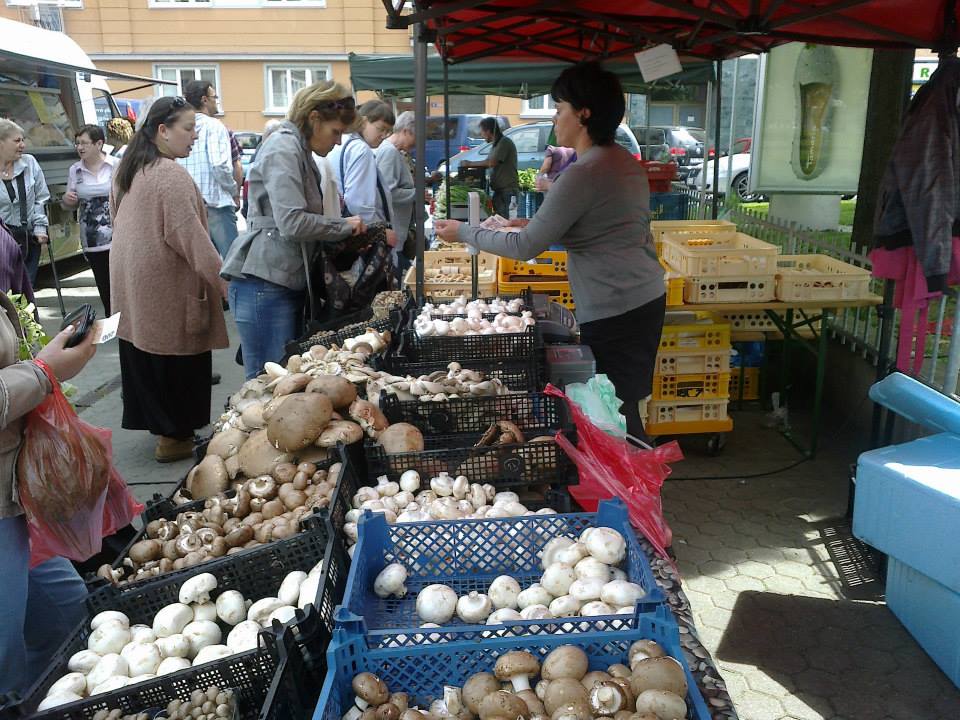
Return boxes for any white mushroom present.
[182,620,222,658]
[216,590,248,626]
[488,575,521,610]
[548,595,582,617]
[90,611,130,631]
[456,592,493,623]
[583,527,626,565]
[88,621,131,655]
[156,657,192,675]
[540,537,577,569]
[192,644,233,666]
[153,603,194,638]
[517,584,553,610]
[156,634,190,659]
[374,563,409,599]
[541,563,577,597]
[227,620,262,653]
[279,571,308,606]
[416,584,458,624]
[600,580,647,609]
[178,572,218,605]
[400,470,421,493]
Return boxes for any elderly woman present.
[111,96,229,463]
[62,124,118,315]
[436,62,665,442]
[376,111,418,278]
[0,119,50,285]
[0,297,97,696]
[222,81,365,380]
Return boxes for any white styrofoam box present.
[886,557,960,688]
[853,433,960,593]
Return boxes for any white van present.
[0,17,170,264]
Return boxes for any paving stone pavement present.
[29,268,960,720]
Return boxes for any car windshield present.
[614,128,637,153]
[236,134,260,150]
[464,117,486,141]
[425,118,458,140]
[671,128,704,146]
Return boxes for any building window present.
[6,0,81,6]
[154,65,220,98]
[148,0,326,7]
[521,94,556,118]
[265,65,330,114]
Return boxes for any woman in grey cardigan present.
[222,81,365,379]
[0,119,50,285]
[376,111,417,280]
[435,62,665,443]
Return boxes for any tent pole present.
[699,76,712,218]
[725,57,739,198]
[443,59,451,219]
[414,24,428,304]
[711,59,723,220]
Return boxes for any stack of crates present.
[498,250,575,309]
[646,313,734,436]
[650,218,737,257]
[661,231,779,305]
[729,340,764,401]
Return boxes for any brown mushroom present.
[376,423,425,454]
[543,679,589,716]
[542,646,589,681]
[261,499,286,519]
[581,671,612,690]
[348,398,389,436]
[516,690,545,717]
[162,539,180,561]
[627,641,665,669]
[267,393,334,451]
[462,672,501,715]
[175,533,203,558]
[145,520,164,539]
[589,682,629,716]
[634,690,685,720]
[549,702,592,720]
[272,462,298,484]
[238,429,294,478]
[274,372,312,397]
[478,692,530,720]
[207,426,249,459]
[186,454,229,500]
[606,665,631,679]
[128,539,162,565]
[629,657,687,699]
[389,694,409,714]
[316,420,364,448]
[495,650,540,692]
[278,485,308,511]
[352,673,389,707]
[224,525,254,548]
[247,476,278,500]
[306,375,358,409]
[376,704,401,720]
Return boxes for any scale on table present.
[529,293,578,344]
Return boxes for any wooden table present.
[664,296,884,457]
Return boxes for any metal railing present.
[673,186,960,399]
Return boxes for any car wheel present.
[733,172,763,203]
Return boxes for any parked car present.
[439,121,641,178]
[633,126,671,163]
[631,126,707,171]
[234,131,262,174]
[422,114,510,173]
[686,139,761,202]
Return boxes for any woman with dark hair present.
[62,124,117,315]
[110,96,228,462]
[436,62,665,442]
[222,81,365,380]
[460,117,518,218]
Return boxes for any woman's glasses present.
[319,97,356,111]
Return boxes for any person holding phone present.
[111,96,229,463]
[0,119,50,286]
[62,125,118,316]
[0,293,97,697]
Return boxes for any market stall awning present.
[383,0,958,63]
[349,52,714,97]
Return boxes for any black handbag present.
[2,173,34,260]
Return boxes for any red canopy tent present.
[383,0,958,62]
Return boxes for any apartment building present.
[0,0,543,131]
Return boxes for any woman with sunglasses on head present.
[110,95,229,463]
[435,62,665,444]
[62,124,118,316]
[222,81,365,380]
[0,118,49,286]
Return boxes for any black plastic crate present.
[15,518,347,720]
[378,355,540,393]
[257,620,326,720]
[394,324,539,365]
[284,309,402,361]
[379,392,571,438]
[418,289,533,321]
[364,435,577,492]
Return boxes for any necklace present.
[0,166,13,179]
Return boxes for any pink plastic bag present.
[545,384,682,563]
[17,362,143,567]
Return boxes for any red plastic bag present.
[17,362,143,567]
[545,384,683,563]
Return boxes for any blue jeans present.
[0,515,88,696]
[207,205,239,258]
[229,277,304,380]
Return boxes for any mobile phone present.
[61,304,96,348]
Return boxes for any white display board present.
[750,43,873,195]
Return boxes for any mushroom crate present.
[94,446,358,590]
[391,323,540,369]
[314,612,711,720]
[19,527,346,720]
[335,499,665,649]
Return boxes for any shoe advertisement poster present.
[749,43,872,194]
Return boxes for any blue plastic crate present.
[336,498,666,648]
[314,607,710,720]
[649,191,690,222]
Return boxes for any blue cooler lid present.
[869,373,960,435]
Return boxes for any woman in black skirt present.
[110,96,229,462]
[435,62,665,442]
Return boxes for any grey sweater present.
[458,143,663,323]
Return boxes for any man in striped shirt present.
[179,80,238,258]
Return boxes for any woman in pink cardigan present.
[110,96,228,463]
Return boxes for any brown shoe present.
[155,436,194,463]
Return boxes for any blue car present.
[422,114,509,173]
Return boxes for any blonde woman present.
[221,81,365,379]
[0,119,49,285]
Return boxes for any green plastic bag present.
[564,374,626,436]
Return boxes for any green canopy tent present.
[348,52,715,98]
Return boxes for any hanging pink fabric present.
[870,238,960,373]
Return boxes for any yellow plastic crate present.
[683,275,777,304]
[775,254,872,302]
[659,316,731,352]
[662,232,779,277]
[656,349,731,375]
[498,279,575,310]
[719,311,821,332]
[661,259,685,307]
[653,372,731,401]
[423,248,498,272]
[645,398,733,436]
[403,265,497,299]
[729,367,760,401]
[499,250,568,279]
[651,219,737,256]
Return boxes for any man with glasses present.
[179,80,237,258]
